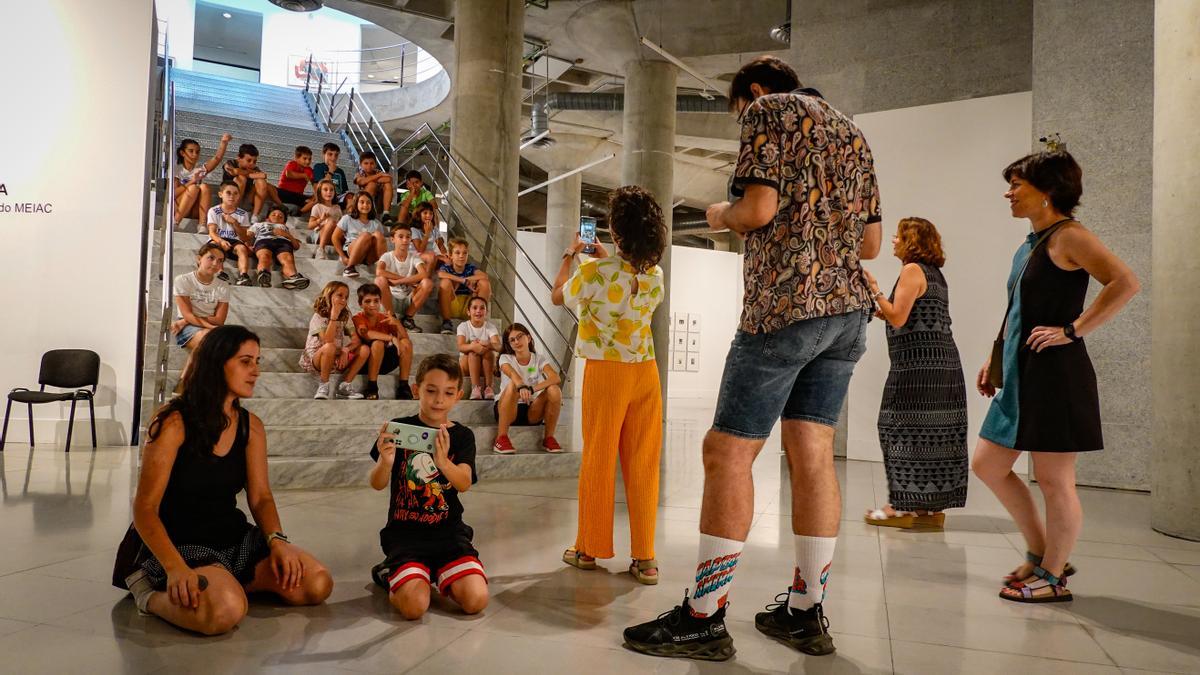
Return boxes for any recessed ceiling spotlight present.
[367,74,374,78]
[222,12,232,18]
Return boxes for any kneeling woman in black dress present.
[114,325,333,634]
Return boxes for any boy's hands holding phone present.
[375,424,397,464]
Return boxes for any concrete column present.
[1032,0,1154,489]
[621,59,677,405]
[449,0,523,322]
[1150,0,1200,541]
[544,168,582,379]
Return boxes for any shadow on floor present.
[1068,596,1200,654]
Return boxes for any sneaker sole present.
[755,621,836,656]
[493,447,516,454]
[623,636,736,662]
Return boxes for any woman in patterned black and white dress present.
[863,217,968,529]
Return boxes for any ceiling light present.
[268,0,324,11]
[367,74,374,78]
[222,12,232,18]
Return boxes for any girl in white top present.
[308,180,343,259]
[455,296,501,399]
[171,242,230,350]
[492,323,563,454]
[173,134,232,225]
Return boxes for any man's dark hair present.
[237,143,259,158]
[1002,151,1083,216]
[322,142,340,154]
[405,170,422,181]
[356,282,383,303]
[728,55,801,110]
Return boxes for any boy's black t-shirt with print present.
[370,415,477,551]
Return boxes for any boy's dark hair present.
[415,353,462,387]
[360,151,377,163]
[295,145,312,158]
[197,241,226,260]
[266,205,287,220]
[218,181,240,194]
[322,142,340,154]
[607,185,668,274]
[1002,150,1083,216]
[237,143,259,158]
[405,170,422,181]
[391,224,411,235]
[728,55,800,110]
[356,282,383,303]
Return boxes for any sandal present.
[629,558,659,585]
[912,512,946,529]
[1004,551,1077,586]
[864,507,915,529]
[562,547,597,570]
[999,566,1072,603]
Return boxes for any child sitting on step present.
[312,142,350,209]
[221,143,283,221]
[173,133,231,226]
[171,242,229,350]
[354,151,395,221]
[333,192,386,279]
[205,182,253,286]
[409,202,449,271]
[277,145,314,211]
[369,354,488,621]
[437,238,491,335]
[300,281,369,400]
[352,283,414,400]
[374,226,433,333]
[456,296,501,400]
[492,323,564,454]
[307,179,342,259]
[248,205,309,290]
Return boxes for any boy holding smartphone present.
[367,354,488,620]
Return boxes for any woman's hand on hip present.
[1027,326,1071,353]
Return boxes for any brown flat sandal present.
[562,547,597,570]
[864,508,914,529]
[629,558,659,585]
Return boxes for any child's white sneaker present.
[470,386,482,400]
[313,381,331,400]
[337,380,364,400]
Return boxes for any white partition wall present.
[0,0,155,445]
[847,93,1033,470]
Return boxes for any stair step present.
[267,450,580,489]
[264,422,568,457]
[153,338,457,373]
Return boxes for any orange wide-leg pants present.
[574,359,662,560]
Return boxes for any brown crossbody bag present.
[988,219,1072,388]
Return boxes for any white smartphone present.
[386,421,436,454]
[579,216,597,254]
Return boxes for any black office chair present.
[2,349,100,452]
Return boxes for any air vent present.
[268,0,324,12]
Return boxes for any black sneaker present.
[342,265,359,278]
[622,596,735,662]
[218,270,231,283]
[400,315,420,333]
[235,273,254,287]
[395,381,413,400]
[370,560,391,590]
[282,273,310,290]
[754,594,836,656]
[440,319,454,335]
[257,269,272,287]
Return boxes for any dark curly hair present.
[148,325,259,461]
[1002,150,1083,216]
[895,217,946,267]
[607,185,667,274]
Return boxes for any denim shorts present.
[712,311,869,438]
[175,323,204,348]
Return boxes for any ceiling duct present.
[545,92,730,113]
[268,0,324,11]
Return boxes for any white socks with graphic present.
[788,535,837,614]
[688,533,744,617]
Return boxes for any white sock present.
[125,569,156,614]
[688,533,744,617]
[788,535,837,613]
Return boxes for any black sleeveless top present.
[157,408,253,549]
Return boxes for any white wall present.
[0,0,155,445]
[155,0,195,69]
[665,245,742,399]
[847,93,1033,470]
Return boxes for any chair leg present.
[0,398,12,451]
[65,399,77,453]
[27,403,34,447]
[88,397,97,449]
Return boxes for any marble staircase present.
[141,228,579,488]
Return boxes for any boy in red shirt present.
[278,146,314,212]
[352,283,415,400]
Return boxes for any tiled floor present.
[2,400,1199,674]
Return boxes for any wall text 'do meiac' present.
[0,184,54,214]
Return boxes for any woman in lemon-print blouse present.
[552,186,667,585]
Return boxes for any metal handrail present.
[298,40,443,89]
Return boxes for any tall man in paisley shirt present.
[624,56,882,661]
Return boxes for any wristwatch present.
[1063,322,1079,341]
[265,531,290,546]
